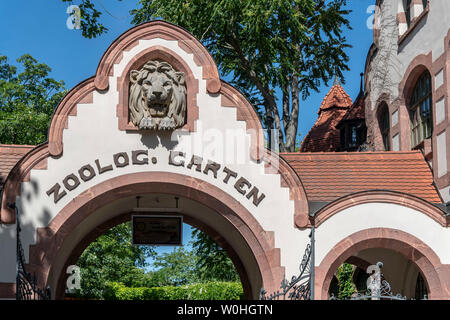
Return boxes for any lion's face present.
[129,60,187,130]
[141,71,174,117]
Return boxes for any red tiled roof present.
[281,151,442,203]
[0,145,34,186]
[340,91,365,123]
[300,83,353,152]
[318,83,353,112]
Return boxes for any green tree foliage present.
[336,263,355,299]
[104,281,243,300]
[73,222,240,299]
[62,0,351,151]
[191,229,239,282]
[74,222,155,299]
[146,247,200,287]
[0,55,66,145]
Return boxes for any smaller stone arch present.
[315,228,449,300]
[399,53,432,107]
[313,190,448,228]
[373,95,392,150]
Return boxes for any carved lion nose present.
[153,91,162,97]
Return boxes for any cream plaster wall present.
[315,202,450,268]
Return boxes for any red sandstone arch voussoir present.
[94,21,221,94]
[27,172,285,299]
[315,228,449,300]
[313,189,448,228]
[399,53,433,106]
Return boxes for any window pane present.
[379,105,390,151]
[409,72,432,147]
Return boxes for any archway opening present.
[328,248,428,299]
[64,216,245,300]
[43,189,272,300]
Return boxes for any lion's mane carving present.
[129,60,186,130]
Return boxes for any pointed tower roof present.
[300,80,353,152]
[318,77,353,114]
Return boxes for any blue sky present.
[0,1,374,266]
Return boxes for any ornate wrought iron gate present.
[259,227,315,300]
[329,261,427,300]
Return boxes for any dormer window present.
[340,121,367,152]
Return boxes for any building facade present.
[0,6,449,300]
[365,0,450,202]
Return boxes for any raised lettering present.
[203,160,221,178]
[246,186,266,206]
[95,159,113,174]
[132,150,148,165]
[78,164,96,182]
[169,151,185,167]
[63,174,80,191]
[222,167,238,184]
[234,177,251,195]
[186,155,203,172]
[113,152,130,168]
[46,183,67,204]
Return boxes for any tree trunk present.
[284,74,299,152]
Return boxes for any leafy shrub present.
[104,281,243,300]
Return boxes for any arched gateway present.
[1,21,449,300]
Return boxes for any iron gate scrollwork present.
[13,203,51,300]
[329,261,427,300]
[259,227,314,300]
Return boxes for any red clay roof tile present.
[340,91,365,123]
[0,144,34,186]
[319,83,353,112]
[300,83,353,152]
[281,150,442,203]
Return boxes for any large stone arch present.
[26,172,285,299]
[315,228,450,300]
[54,210,255,299]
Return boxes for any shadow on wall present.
[0,175,54,298]
[138,129,180,151]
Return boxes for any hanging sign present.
[132,215,183,245]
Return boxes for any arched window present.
[409,71,432,147]
[378,103,390,151]
[415,272,427,299]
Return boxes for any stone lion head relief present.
[129,60,187,130]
